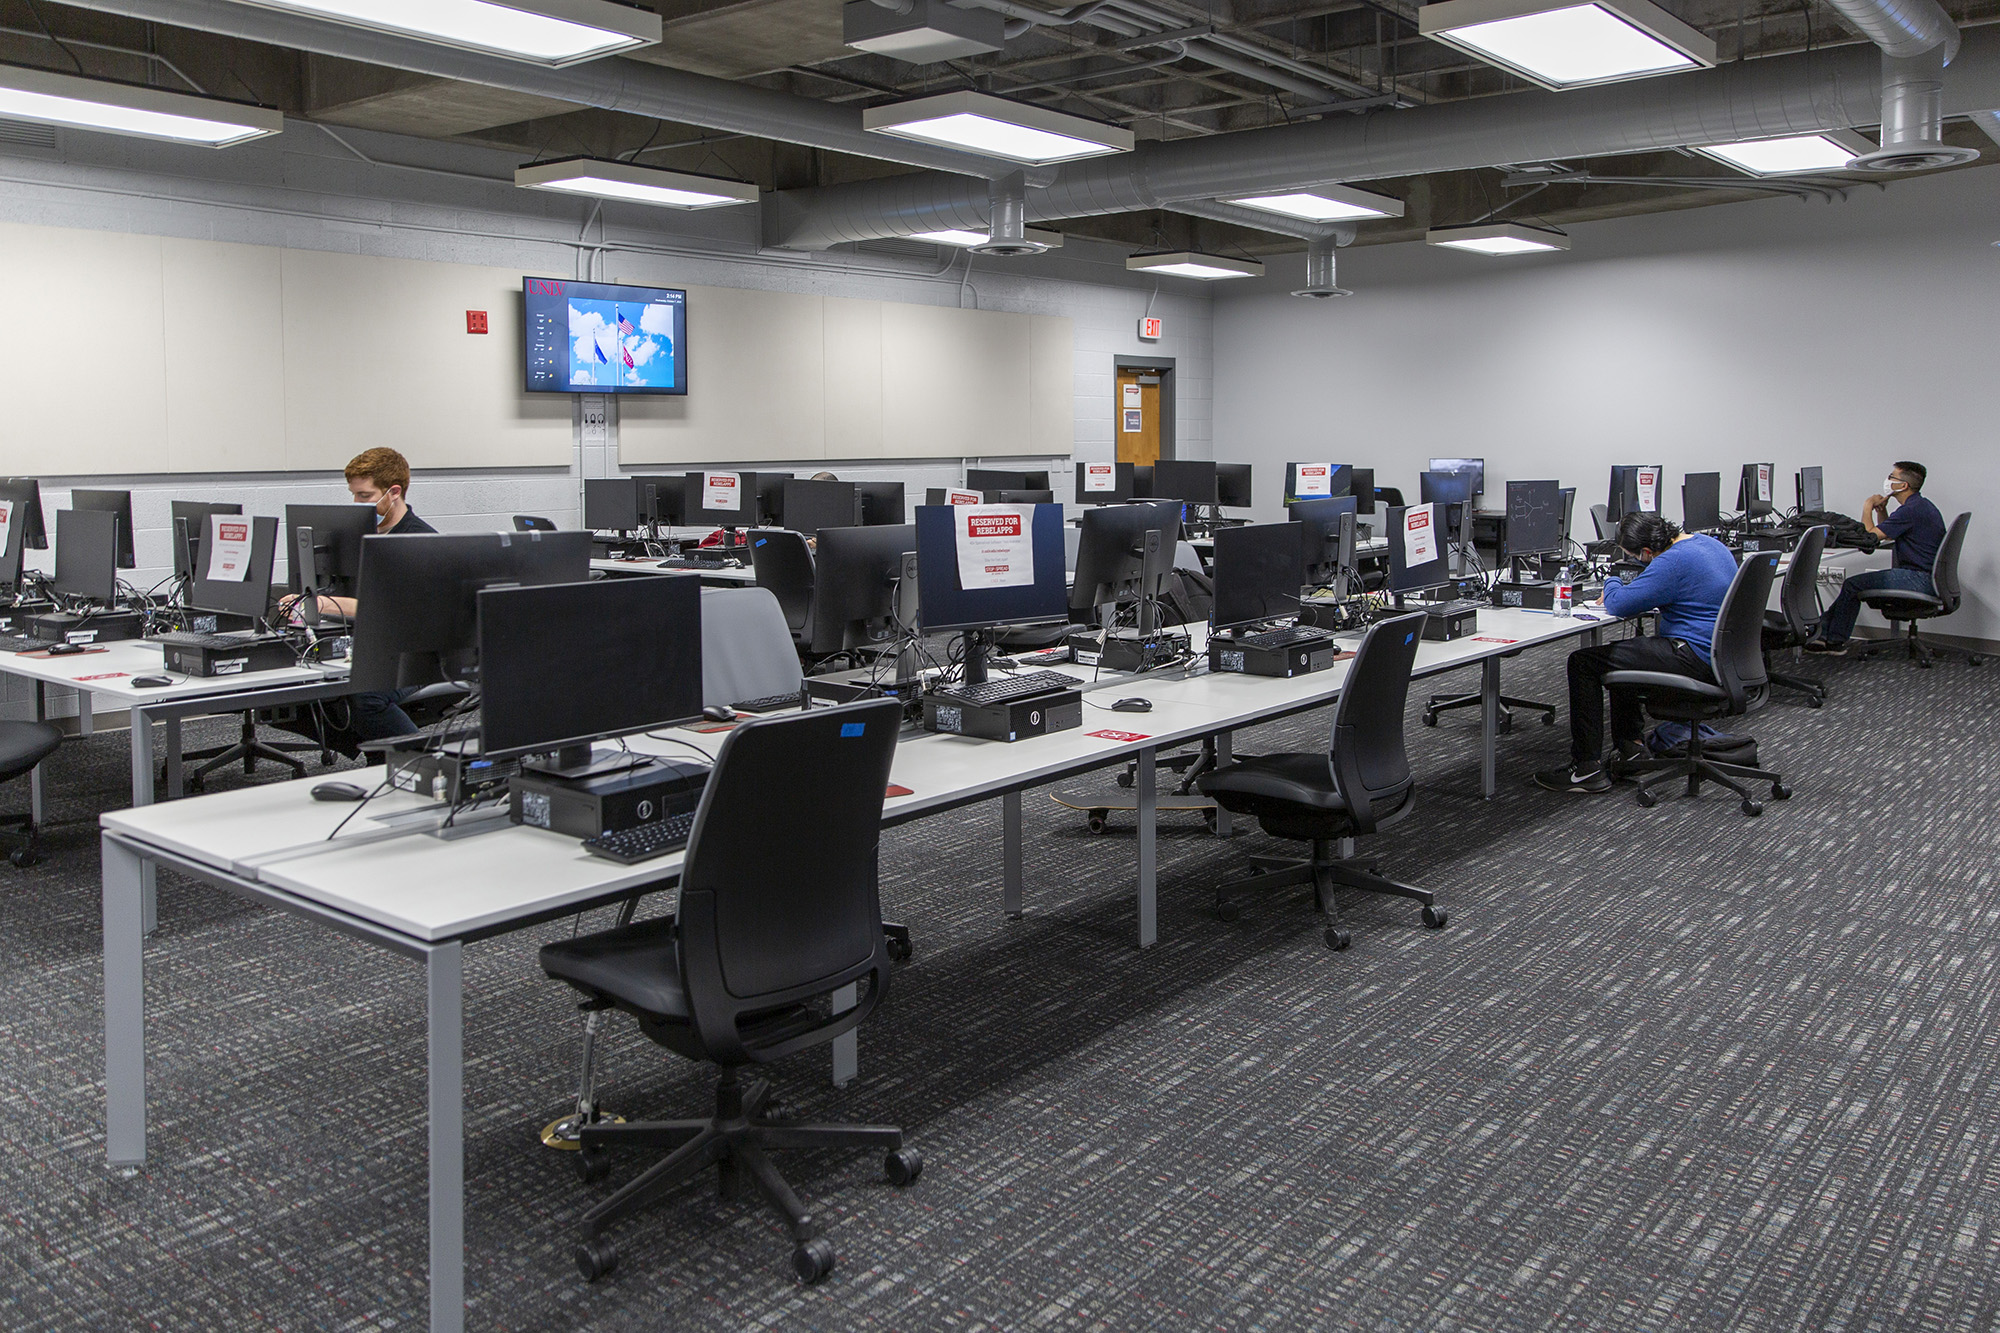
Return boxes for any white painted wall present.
[1213,165,2000,642]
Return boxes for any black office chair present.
[1590,504,1612,541]
[1605,551,1790,816]
[1849,512,1982,668]
[1762,524,1830,706]
[0,721,61,867]
[746,528,814,653]
[184,709,332,790]
[540,700,921,1285]
[514,515,558,532]
[1375,486,1405,509]
[1198,611,1446,950]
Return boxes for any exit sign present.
[1138,317,1163,341]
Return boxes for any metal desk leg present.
[129,708,157,935]
[1480,658,1501,800]
[77,690,94,738]
[1002,791,1023,919]
[102,833,147,1167]
[29,681,45,826]
[1136,747,1157,949]
[830,983,858,1088]
[427,942,465,1333]
[165,717,184,801]
[1212,733,1234,837]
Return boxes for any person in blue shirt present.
[1806,460,1945,654]
[1536,512,1740,794]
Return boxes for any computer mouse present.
[131,676,174,688]
[310,781,368,802]
[45,643,86,656]
[1112,697,1153,713]
[701,705,737,723]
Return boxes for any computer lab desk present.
[589,556,757,585]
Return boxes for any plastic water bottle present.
[1554,565,1574,618]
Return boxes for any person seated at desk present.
[1805,460,1944,656]
[1536,512,1738,795]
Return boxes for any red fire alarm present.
[466,310,489,334]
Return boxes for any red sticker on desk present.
[1472,637,1520,645]
[75,672,131,681]
[1086,729,1151,743]
[885,784,914,797]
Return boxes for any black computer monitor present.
[1558,486,1577,547]
[1682,472,1722,532]
[0,477,47,590]
[1427,457,1485,499]
[992,489,1055,504]
[170,501,244,581]
[583,478,639,532]
[754,473,793,526]
[349,530,592,692]
[1131,465,1154,498]
[1284,463,1351,504]
[966,468,1049,493]
[1502,481,1564,561]
[1290,496,1358,588]
[856,481,906,526]
[1151,460,1218,506]
[53,508,119,603]
[1606,465,1663,524]
[1349,467,1376,515]
[809,523,917,656]
[1076,461,1135,503]
[1419,470,1476,511]
[71,489,135,569]
[285,504,379,599]
[1210,522,1303,632]
[1738,463,1775,518]
[687,471,759,529]
[631,475,686,527]
[782,479,860,538]
[1068,499,1180,620]
[186,514,278,621]
[478,574,702,770]
[1797,465,1824,514]
[1215,464,1254,509]
[915,503,1066,643]
[1386,504,1449,596]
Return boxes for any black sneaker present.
[1803,638,1847,656]
[1535,764,1612,794]
[1606,741,1649,780]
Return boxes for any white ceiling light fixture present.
[844,0,1005,62]
[516,157,759,208]
[1224,184,1406,222]
[1418,0,1715,90]
[1691,129,1876,176]
[1127,251,1265,280]
[910,226,1064,249]
[0,64,283,146]
[1425,221,1571,255]
[225,0,661,66]
[863,91,1134,165]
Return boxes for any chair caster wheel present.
[885,935,912,963]
[1741,800,1763,817]
[1421,712,1437,727]
[1086,811,1108,834]
[1115,771,1134,789]
[793,1237,837,1284]
[1770,782,1791,800]
[1422,905,1448,929]
[1540,713,1556,727]
[575,1235,618,1283]
[574,1146,612,1183]
[885,1146,923,1186]
[1970,655,1986,667]
[1496,715,1514,736]
[1202,807,1218,833]
[1635,790,1658,809]
[1214,901,1240,923]
[8,846,37,868]
[1324,927,1351,951]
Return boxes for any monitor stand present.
[523,744,656,781]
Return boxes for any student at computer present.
[1536,512,1738,794]
[1806,461,1944,655]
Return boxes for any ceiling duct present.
[1292,234,1353,298]
[1822,0,1980,171]
[974,172,1049,254]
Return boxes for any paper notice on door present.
[1756,464,1772,503]
[1122,382,1141,409]
[955,505,1034,589]
[1083,462,1117,494]
[947,488,983,505]
[0,500,13,559]
[1403,503,1438,567]
[1122,409,1143,433]
[1636,468,1659,513]
[702,472,742,513]
[1294,464,1332,497]
[205,515,254,582]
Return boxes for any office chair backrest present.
[747,528,813,639]
[698,587,804,708]
[1376,487,1405,509]
[1711,551,1778,713]
[1063,525,1082,574]
[1327,610,1426,835]
[1931,512,1970,613]
[1779,525,1829,639]
[675,699,903,1065]
[513,515,556,532]
[1590,504,1611,541]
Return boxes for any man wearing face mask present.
[1806,461,1943,655]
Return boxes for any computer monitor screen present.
[1558,486,1577,546]
[1289,496,1358,588]
[171,501,244,581]
[522,276,686,396]
[965,468,1049,493]
[1076,461,1134,503]
[70,489,135,569]
[0,477,48,588]
[781,479,859,538]
[992,489,1055,504]
[809,523,917,655]
[1419,470,1476,510]
[754,473,792,525]
[1738,463,1775,517]
[915,503,1067,634]
[52,508,118,603]
[478,574,702,760]
[1386,504,1449,595]
[1284,463,1350,504]
[187,514,278,621]
[1607,465,1663,524]
[1069,500,1181,616]
[1210,522,1303,631]
[630,475,686,527]
[1427,457,1485,498]
[1502,481,1564,560]
[284,504,379,598]
[856,481,906,526]
[1798,465,1824,514]
[1349,467,1376,515]
[584,478,639,532]
[1131,465,1154,498]
[688,472,758,527]
[1151,459,1218,505]
[1215,463,1254,509]
[349,530,591,692]
[1683,472,1722,532]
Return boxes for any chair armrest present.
[1603,671,1726,699]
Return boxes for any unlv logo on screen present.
[527,279,565,297]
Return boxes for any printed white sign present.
[1122,383,1142,409]
[1756,464,1773,504]
[205,515,254,582]
[1122,410,1144,434]
[1403,502,1438,567]
[947,489,983,505]
[1293,464,1332,498]
[1636,468,1659,513]
[955,505,1035,590]
[1083,463,1117,494]
[702,472,743,513]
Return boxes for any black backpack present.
[1156,565,1214,627]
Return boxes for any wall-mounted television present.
[523,277,687,395]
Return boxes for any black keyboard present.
[582,812,695,864]
[153,632,289,651]
[731,692,806,713]
[1236,626,1331,651]
[0,633,46,653]
[933,670,1079,708]
[657,557,734,571]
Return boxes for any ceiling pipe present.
[974,171,1050,253]
[1822,0,1978,170]
[1292,233,1352,298]
[1968,107,2000,145]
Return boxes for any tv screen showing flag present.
[523,277,687,395]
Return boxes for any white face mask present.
[1884,477,1902,496]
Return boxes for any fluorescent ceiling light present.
[1418,0,1715,90]
[1224,185,1406,222]
[1691,130,1875,176]
[910,226,1064,249]
[516,157,758,208]
[0,65,282,146]
[863,91,1134,165]
[227,0,661,65]
[1426,222,1570,255]
[1127,251,1264,280]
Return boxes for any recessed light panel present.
[1692,131,1874,176]
[1127,252,1265,280]
[1425,222,1571,255]
[227,0,661,65]
[0,65,282,146]
[1418,0,1715,89]
[864,92,1133,165]
[516,158,759,208]
[1225,186,1406,222]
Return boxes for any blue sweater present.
[1602,534,1738,661]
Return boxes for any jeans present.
[351,688,420,743]
[1816,567,1934,644]
[1566,636,1712,769]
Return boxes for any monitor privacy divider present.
[1210,521,1303,630]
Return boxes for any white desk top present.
[0,638,340,705]
[590,558,756,583]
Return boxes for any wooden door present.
[1115,369,1162,465]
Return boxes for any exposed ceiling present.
[7,0,2000,258]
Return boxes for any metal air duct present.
[1821,0,1978,171]
[1292,233,1353,298]
[974,172,1050,254]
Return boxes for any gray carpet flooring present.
[3,642,1998,1332]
